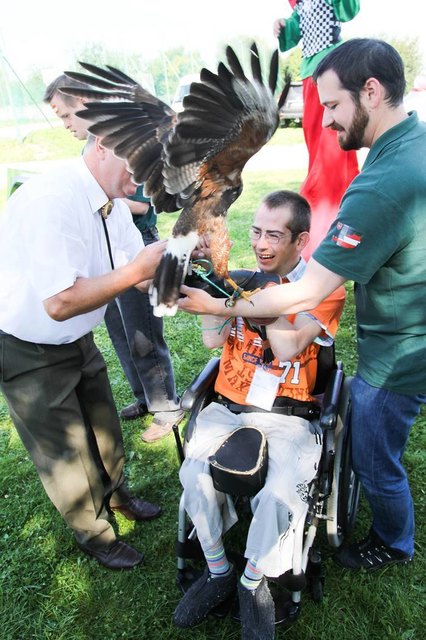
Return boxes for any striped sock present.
[204,539,230,578]
[240,558,263,591]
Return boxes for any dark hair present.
[43,74,85,105]
[313,38,406,107]
[262,190,311,239]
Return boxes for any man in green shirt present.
[178,39,426,572]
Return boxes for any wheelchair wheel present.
[326,376,361,548]
[337,402,361,539]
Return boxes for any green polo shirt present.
[314,113,426,394]
[128,185,157,233]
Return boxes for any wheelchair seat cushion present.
[208,426,268,497]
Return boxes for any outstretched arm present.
[178,259,346,318]
[122,198,150,215]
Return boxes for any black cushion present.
[209,427,268,497]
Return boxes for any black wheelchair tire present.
[337,400,361,539]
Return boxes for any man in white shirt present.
[43,75,184,442]
[0,135,166,569]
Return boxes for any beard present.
[334,101,369,151]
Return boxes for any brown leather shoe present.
[78,540,144,569]
[111,497,162,521]
[141,409,185,443]
[119,401,148,420]
[141,421,174,442]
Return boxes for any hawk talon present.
[240,291,255,305]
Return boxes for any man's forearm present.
[43,240,166,321]
[43,262,141,321]
[178,260,346,318]
[178,282,313,318]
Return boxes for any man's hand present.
[191,234,211,260]
[135,279,153,293]
[191,234,234,261]
[133,239,167,282]
[178,284,224,316]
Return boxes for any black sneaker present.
[238,578,275,640]
[334,530,413,572]
[173,564,237,628]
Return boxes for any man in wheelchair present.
[173,190,346,639]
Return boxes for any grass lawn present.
[0,132,425,640]
[0,126,84,164]
[0,127,85,211]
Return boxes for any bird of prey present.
[63,44,288,316]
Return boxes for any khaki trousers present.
[0,331,130,546]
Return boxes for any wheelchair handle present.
[320,364,344,431]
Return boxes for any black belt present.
[216,396,321,419]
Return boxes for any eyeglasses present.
[249,227,292,244]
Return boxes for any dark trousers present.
[0,331,130,546]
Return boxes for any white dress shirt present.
[0,157,143,344]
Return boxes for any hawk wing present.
[63,61,178,213]
[62,44,284,316]
[163,43,280,201]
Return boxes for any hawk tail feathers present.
[149,233,199,317]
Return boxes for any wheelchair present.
[173,273,360,627]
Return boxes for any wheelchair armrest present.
[181,357,221,412]
[319,362,344,431]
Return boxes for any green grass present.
[0,127,85,211]
[0,136,425,640]
[0,126,84,163]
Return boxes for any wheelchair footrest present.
[268,569,306,592]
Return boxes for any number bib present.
[245,367,281,411]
